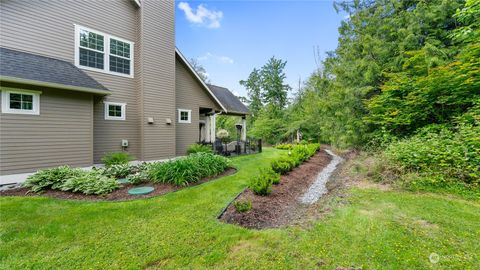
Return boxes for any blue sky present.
[176,0,346,97]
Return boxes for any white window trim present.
[178,109,192,124]
[1,89,41,115]
[74,24,134,78]
[104,101,126,121]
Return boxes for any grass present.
[1,148,479,269]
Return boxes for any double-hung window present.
[75,25,134,77]
[1,89,41,115]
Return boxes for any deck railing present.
[198,138,262,156]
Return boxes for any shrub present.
[249,168,279,195]
[288,152,302,167]
[148,153,230,186]
[385,124,480,187]
[249,174,272,196]
[126,171,150,184]
[216,129,230,142]
[275,143,294,150]
[102,164,132,178]
[233,200,252,213]
[271,156,294,175]
[292,145,311,162]
[101,152,133,167]
[60,171,119,195]
[187,144,213,155]
[23,166,84,192]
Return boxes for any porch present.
[198,107,261,156]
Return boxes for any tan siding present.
[139,0,176,160]
[0,0,181,171]
[175,57,221,155]
[0,0,141,163]
[0,84,93,175]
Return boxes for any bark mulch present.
[219,150,332,229]
[0,168,237,202]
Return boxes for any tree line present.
[242,0,479,148]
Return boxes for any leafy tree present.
[365,44,480,136]
[450,0,480,43]
[286,0,475,147]
[240,68,263,119]
[241,57,292,142]
[189,58,210,83]
[260,57,291,112]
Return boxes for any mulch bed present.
[219,150,332,229]
[0,168,237,202]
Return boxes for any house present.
[0,0,248,183]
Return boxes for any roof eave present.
[175,48,228,113]
[0,76,111,95]
[224,110,250,116]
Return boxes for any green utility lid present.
[128,186,154,195]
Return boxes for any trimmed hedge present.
[269,143,321,176]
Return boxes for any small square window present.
[104,102,126,120]
[1,89,41,115]
[178,109,191,123]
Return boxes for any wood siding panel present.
[0,0,141,164]
[0,85,93,175]
[175,57,221,155]
[139,0,176,160]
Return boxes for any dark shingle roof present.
[207,84,249,115]
[0,47,109,93]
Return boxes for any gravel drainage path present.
[300,149,343,205]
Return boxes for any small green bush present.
[271,156,294,175]
[126,171,150,184]
[249,168,279,195]
[148,153,230,186]
[23,166,84,192]
[249,174,272,196]
[187,144,213,154]
[233,200,252,212]
[275,143,294,150]
[60,171,119,195]
[102,164,132,178]
[101,152,134,167]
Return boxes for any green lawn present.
[1,148,479,269]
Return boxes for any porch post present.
[210,112,216,143]
[205,116,211,142]
[241,116,247,141]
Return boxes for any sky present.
[176,0,346,97]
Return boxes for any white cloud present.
[197,52,234,64]
[178,2,223,29]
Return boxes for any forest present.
[227,0,479,198]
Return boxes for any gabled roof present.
[175,48,249,115]
[0,47,110,95]
[207,84,249,115]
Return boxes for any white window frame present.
[178,109,192,124]
[104,102,126,121]
[74,24,134,78]
[1,88,41,115]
